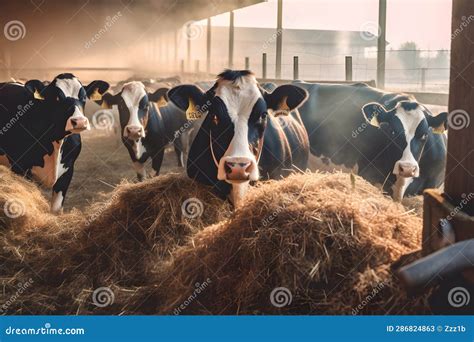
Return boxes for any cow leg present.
[173,138,184,167]
[150,149,165,177]
[133,161,147,181]
[51,166,75,214]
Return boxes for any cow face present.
[362,101,447,197]
[100,82,168,159]
[25,74,109,136]
[168,70,307,204]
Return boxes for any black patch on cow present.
[217,69,253,82]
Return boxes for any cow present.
[0,73,109,213]
[168,70,310,206]
[293,81,448,200]
[99,81,187,180]
[178,81,278,169]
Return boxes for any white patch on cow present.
[133,161,146,179]
[55,77,82,99]
[230,182,249,208]
[121,82,147,138]
[31,140,63,188]
[51,191,64,214]
[391,175,414,202]
[214,75,261,182]
[392,103,425,178]
[0,154,11,168]
[56,143,69,180]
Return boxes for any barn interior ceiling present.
[0,0,264,74]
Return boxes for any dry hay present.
[140,172,429,315]
[0,167,428,315]
[0,170,231,314]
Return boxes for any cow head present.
[362,100,447,199]
[99,81,169,159]
[25,74,109,137]
[168,70,307,205]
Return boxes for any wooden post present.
[195,60,200,74]
[186,24,191,70]
[421,68,426,91]
[275,0,283,79]
[377,0,387,88]
[245,57,250,70]
[207,18,212,74]
[445,0,474,215]
[345,56,353,81]
[262,53,267,79]
[229,11,234,69]
[293,56,299,80]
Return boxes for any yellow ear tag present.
[101,100,112,109]
[34,89,44,100]
[90,88,103,101]
[370,112,380,127]
[278,96,291,115]
[432,124,446,134]
[157,96,167,107]
[186,98,202,120]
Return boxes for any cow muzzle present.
[124,125,145,140]
[393,161,419,178]
[224,157,253,182]
[66,115,90,133]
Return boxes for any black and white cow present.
[100,81,187,180]
[293,81,448,200]
[0,74,109,212]
[168,70,309,206]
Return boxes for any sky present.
[201,0,452,50]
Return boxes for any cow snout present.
[395,162,419,177]
[224,157,252,182]
[66,115,90,132]
[125,125,145,140]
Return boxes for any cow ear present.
[264,84,308,115]
[148,87,169,107]
[98,92,120,109]
[362,102,390,128]
[25,80,46,100]
[85,80,110,101]
[168,85,206,120]
[426,111,448,134]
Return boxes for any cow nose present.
[125,125,143,139]
[398,162,418,177]
[70,117,89,130]
[224,158,252,181]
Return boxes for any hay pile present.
[128,172,428,315]
[0,167,429,315]
[0,170,231,314]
